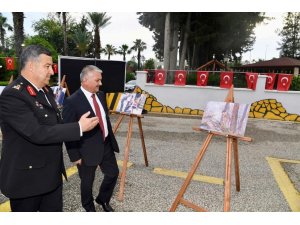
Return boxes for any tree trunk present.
[137,50,141,70]
[94,28,100,59]
[163,12,171,71]
[12,12,24,69]
[179,13,191,70]
[169,20,178,70]
[62,12,68,56]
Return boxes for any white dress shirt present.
[80,86,108,138]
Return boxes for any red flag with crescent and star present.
[245,72,258,90]
[52,63,58,74]
[5,57,15,70]
[174,70,187,86]
[196,71,209,86]
[220,71,233,89]
[277,73,292,91]
[154,69,166,85]
[265,73,276,90]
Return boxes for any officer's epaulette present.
[11,82,24,91]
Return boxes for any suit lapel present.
[78,89,96,117]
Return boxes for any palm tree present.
[72,29,91,57]
[0,13,13,51]
[56,12,69,55]
[12,12,24,62]
[103,44,116,60]
[131,39,147,70]
[117,44,131,61]
[88,12,111,59]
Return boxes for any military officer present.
[0,45,99,212]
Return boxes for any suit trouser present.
[10,184,63,212]
[77,140,119,211]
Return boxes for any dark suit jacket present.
[62,89,119,166]
[0,76,80,199]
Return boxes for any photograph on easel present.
[200,101,250,137]
[51,86,66,107]
[116,93,147,115]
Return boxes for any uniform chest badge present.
[35,101,44,109]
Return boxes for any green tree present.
[117,44,131,61]
[144,58,155,69]
[24,36,58,61]
[103,44,116,60]
[33,17,64,54]
[72,29,91,57]
[0,13,13,52]
[138,12,266,69]
[87,12,111,59]
[56,12,69,55]
[278,12,300,59]
[131,39,147,70]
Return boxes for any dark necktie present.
[39,90,51,106]
[91,94,105,140]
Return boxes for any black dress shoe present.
[86,207,96,212]
[95,199,114,212]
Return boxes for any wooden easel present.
[60,74,70,97]
[8,75,14,84]
[112,111,148,201]
[169,86,252,212]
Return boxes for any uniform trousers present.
[10,184,63,212]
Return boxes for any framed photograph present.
[116,93,147,115]
[51,86,66,107]
[200,101,250,137]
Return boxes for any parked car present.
[125,80,136,92]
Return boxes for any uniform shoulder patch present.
[12,84,22,90]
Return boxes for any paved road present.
[0,113,300,212]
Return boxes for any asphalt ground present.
[0,113,300,214]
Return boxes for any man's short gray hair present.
[80,65,103,82]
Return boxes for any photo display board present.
[200,101,250,137]
[115,93,147,115]
[59,56,126,95]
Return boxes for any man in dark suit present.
[0,45,99,212]
[63,65,119,212]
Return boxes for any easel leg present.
[224,137,233,212]
[118,116,134,201]
[137,117,148,167]
[170,133,214,212]
[113,114,125,134]
[233,138,240,192]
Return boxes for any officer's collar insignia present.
[12,84,21,90]
[27,85,36,96]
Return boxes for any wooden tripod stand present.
[169,86,252,212]
[112,112,149,201]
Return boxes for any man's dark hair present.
[19,45,52,71]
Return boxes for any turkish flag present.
[5,57,15,70]
[154,69,166,85]
[53,63,58,74]
[265,73,276,90]
[277,74,292,91]
[245,72,258,90]
[196,71,209,86]
[220,71,233,88]
[174,70,187,86]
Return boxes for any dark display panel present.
[59,56,126,94]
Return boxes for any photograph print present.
[116,93,147,115]
[200,101,250,137]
